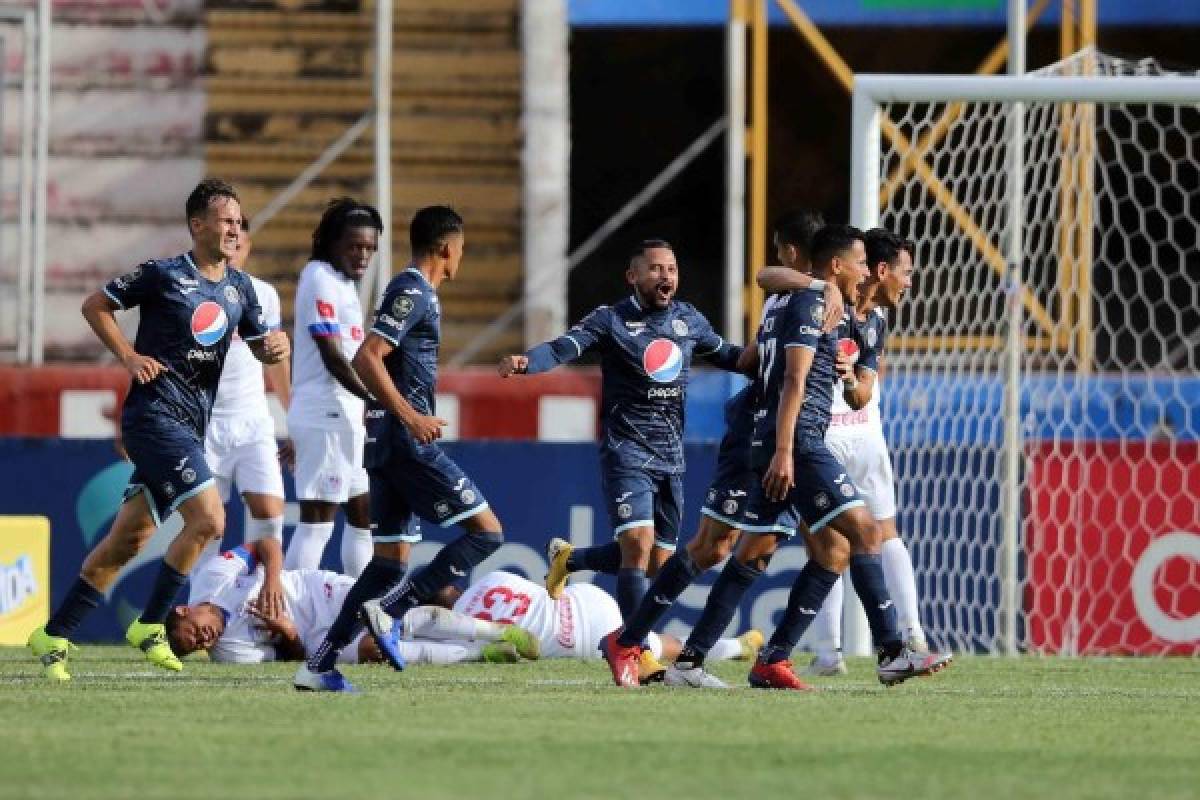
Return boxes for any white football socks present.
[285,521,334,571]
[340,524,373,578]
[809,575,845,663]
[881,537,923,642]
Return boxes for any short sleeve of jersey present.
[103,261,159,310]
[298,266,343,338]
[563,306,609,356]
[254,278,283,330]
[371,279,431,346]
[236,274,270,341]
[186,549,252,605]
[856,311,887,373]
[687,306,725,357]
[781,291,824,351]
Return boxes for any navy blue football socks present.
[677,556,763,664]
[566,540,623,575]
[44,576,103,638]
[139,562,188,625]
[308,556,407,673]
[762,559,840,663]
[849,553,903,651]
[617,551,701,647]
[615,567,649,620]
[379,531,503,616]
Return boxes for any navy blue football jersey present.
[103,252,268,435]
[364,267,441,451]
[750,288,841,456]
[525,294,741,474]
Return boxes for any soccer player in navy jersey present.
[594,211,842,686]
[28,179,290,681]
[497,241,746,675]
[665,225,950,690]
[293,206,509,692]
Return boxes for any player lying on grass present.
[167,542,761,672]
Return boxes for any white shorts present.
[825,428,897,521]
[291,569,365,664]
[291,423,369,504]
[204,414,285,502]
[563,583,622,660]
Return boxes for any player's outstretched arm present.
[82,291,166,384]
[353,333,446,444]
[755,268,844,333]
[500,309,607,377]
[764,346,813,502]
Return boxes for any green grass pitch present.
[2,647,1197,800]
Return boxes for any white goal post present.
[848,64,1200,656]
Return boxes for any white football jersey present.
[829,306,886,431]
[211,274,281,420]
[288,259,366,431]
[188,550,350,664]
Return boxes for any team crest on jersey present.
[672,319,689,336]
[723,498,739,516]
[393,296,415,317]
[223,285,240,304]
[642,338,683,383]
[161,482,176,500]
[840,482,855,498]
[190,301,229,347]
[814,492,830,510]
[617,503,633,520]
[460,489,476,505]
[434,501,451,518]
[181,468,197,485]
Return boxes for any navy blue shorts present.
[368,441,488,543]
[742,436,865,537]
[700,424,755,530]
[122,415,214,525]
[600,456,683,551]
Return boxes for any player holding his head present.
[666,224,948,690]
[200,217,291,576]
[285,199,382,579]
[595,210,843,687]
[498,239,747,680]
[294,206,510,692]
[28,179,290,681]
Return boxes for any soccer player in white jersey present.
[167,558,760,669]
[758,227,928,676]
[286,199,379,578]
[202,218,291,560]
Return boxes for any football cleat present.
[664,662,729,689]
[877,646,952,686]
[749,659,815,691]
[358,599,406,671]
[735,629,765,661]
[544,537,573,599]
[599,631,642,688]
[28,627,74,683]
[906,631,931,655]
[125,620,182,672]
[500,626,540,660]
[294,664,358,693]
[481,642,520,663]
[638,648,667,685]
[803,654,849,677]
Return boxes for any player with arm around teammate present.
[594,210,843,687]
[28,179,290,681]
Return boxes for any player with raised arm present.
[27,179,290,681]
[498,239,746,679]
[285,199,379,579]
[664,224,949,690]
[763,228,929,675]
[293,206,508,693]
[202,217,292,556]
[594,210,843,687]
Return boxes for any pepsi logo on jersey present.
[191,301,228,347]
[642,338,683,383]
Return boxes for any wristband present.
[811,279,826,291]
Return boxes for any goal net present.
[852,51,1200,655]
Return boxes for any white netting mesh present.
[875,49,1200,654]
